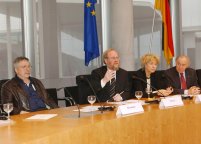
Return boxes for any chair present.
[196,69,201,87]
[128,71,137,95]
[64,86,79,106]
[0,79,9,115]
[46,87,78,107]
[46,88,59,105]
[76,75,94,104]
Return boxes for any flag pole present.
[148,6,156,54]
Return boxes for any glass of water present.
[135,91,143,103]
[3,103,13,120]
[87,95,96,112]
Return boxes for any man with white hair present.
[165,55,200,95]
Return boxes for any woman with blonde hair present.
[133,53,172,98]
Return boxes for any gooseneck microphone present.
[132,75,165,97]
[79,76,105,113]
[57,87,80,118]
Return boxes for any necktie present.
[180,73,187,89]
[109,78,116,99]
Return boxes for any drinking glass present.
[3,103,13,120]
[135,91,143,103]
[145,88,152,100]
[87,95,96,112]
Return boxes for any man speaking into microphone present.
[91,48,131,102]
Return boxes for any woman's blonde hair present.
[140,53,160,68]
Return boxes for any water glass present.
[135,91,143,102]
[87,95,96,112]
[3,103,13,120]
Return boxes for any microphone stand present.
[80,76,104,113]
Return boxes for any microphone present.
[79,76,104,113]
[132,75,165,97]
[57,87,80,118]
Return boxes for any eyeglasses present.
[18,65,32,69]
[106,57,119,60]
[176,63,187,67]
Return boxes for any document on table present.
[73,106,100,112]
[107,99,146,105]
[0,120,15,126]
[26,114,58,120]
[0,120,10,126]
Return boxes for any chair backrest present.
[64,86,79,105]
[128,71,137,95]
[46,88,58,105]
[196,69,201,87]
[76,75,94,104]
[0,79,9,113]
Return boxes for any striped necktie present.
[109,78,116,99]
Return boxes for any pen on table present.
[119,91,124,95]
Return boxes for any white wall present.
[182,0,201,69]
[182,0,201,28]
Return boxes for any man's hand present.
[157,87,173,96]
[113,93,123,102]
[102,70,115,84]
[188,86,200,95]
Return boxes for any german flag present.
[155,0,174,65]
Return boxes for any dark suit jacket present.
[91,66,131,102]
[165,67,199,94]
[133,69,169,98]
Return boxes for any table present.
[1,99,201,144]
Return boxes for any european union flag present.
[84,0,100,66]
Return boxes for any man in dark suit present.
[165,55,200,95]
[91,48,131,102]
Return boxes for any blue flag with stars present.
[84,0,100,66]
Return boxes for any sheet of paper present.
[107,100,146,105]
[0,120,14,126]
[74,106,100,112]
[0,120,10,125]
[26,114,58,120]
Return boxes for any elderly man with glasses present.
[1,56,58,115]
[91,48,131,102]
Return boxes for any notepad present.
[26,114,58,120]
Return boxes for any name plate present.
[159,95,184,108]
[116,103,144,116]
[195,95,201,103]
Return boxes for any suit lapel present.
[185,70,190,88]
[115,69,120,93]
[174,69,181,88]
